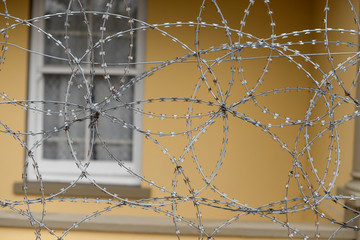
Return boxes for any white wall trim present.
[0,210,355,238]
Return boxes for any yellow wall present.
[307,0,358,219]
[143,0,312,221]
[0,0,30,200]
[0,0,359,239]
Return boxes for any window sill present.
[13,182,150,199]
[0,210,355,238]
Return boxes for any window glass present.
[41,0,138,162]
[43,0,138,65]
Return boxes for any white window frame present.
[27,0,146,186]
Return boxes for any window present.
[26,0,146,185]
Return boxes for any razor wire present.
[1,0,360,239]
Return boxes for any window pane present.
[42,0,139,163]
[44,0,138,66]
[43,74,86,160]
[92,76,134,161]
[42,74,134,162]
